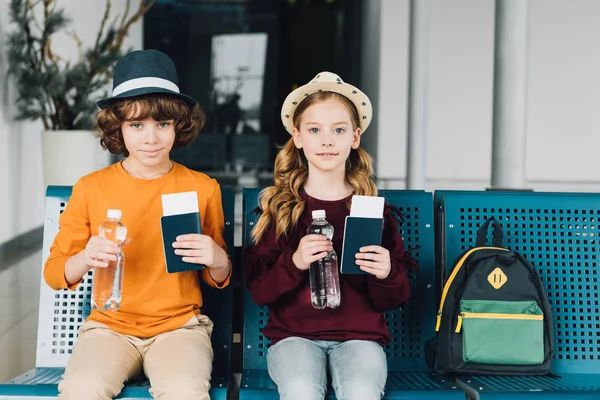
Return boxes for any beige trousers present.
[57,314,214,400]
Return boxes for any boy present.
[44,49,231,400]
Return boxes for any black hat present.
[96,49,197,109]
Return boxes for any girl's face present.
[292,98,361,175]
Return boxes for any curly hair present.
[251,91,377,243]
[95,94,205,156]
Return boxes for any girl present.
[45,49,231,400]
[245,72,416,400]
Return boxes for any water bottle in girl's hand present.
[307,210,341,309]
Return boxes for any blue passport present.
[340,216,384,274]
[160,212,204,273]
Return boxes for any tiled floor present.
[0,250,41,382]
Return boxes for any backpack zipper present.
[436,246,509,332]
[455,312,544,333]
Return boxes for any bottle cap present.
[312,210,326,219]
[107,209,122,219]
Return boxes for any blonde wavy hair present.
[252,91,377,243]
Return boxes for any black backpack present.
[425,217,554,376]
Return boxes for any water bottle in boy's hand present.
[92,209,127,312]
[307,210,341,309]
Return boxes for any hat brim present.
[281,81,372,134]
[96,87,198,109]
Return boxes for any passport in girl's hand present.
[160,191,204,273]
[340,195,385,274]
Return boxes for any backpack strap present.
[476,216,504,247]
[424,335,438,370]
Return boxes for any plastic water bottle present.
[307,210,341,309]
[92,209,127,312]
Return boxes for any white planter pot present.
[41,130,112,187]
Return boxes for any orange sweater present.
[44,162,230,338]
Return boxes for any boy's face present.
[292,98,361,175]
[121,105,176,170]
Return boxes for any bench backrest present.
[35,185,235,380]
[439,190,600,374]
[241,188,436,372]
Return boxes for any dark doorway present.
[144,0,363,175]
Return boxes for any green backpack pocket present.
[456,300,544,365]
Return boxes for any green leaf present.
[6,0,155,130]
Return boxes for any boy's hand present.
[65,236,130,287]
[83,236,130,269]
[173,234,229,269]
[355,245,391,279]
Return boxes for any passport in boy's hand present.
[160,191,204,273]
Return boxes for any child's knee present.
[277,378,327,400]
[148,377,211,400]
[335,378,385,400]
[58,373,124,400]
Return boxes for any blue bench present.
[239,188,464,399]
[6,185,600,399]
[438,190,600,399]
[0,186,236,400]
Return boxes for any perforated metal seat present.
[439,190,600,399]
[239,188,464,400]
[0,186,235,400]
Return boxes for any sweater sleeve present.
[44,178,92,290]
[366,204,417,312]
[244,223,307,307]
[200,180,231,289]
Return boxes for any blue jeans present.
[267,337,387,400]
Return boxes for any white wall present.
[0,13,13,244]
[527,0,600,187]
[377,0,409,182]
[374,0,600,192]
[360,0,381,160]
[0,0,43,245]
[0,0,143,245]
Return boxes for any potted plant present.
[6,0,155,186]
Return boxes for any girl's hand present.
[292,234,333,271]
[355,246,391,279]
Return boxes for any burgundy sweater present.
[244,193,415,346]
